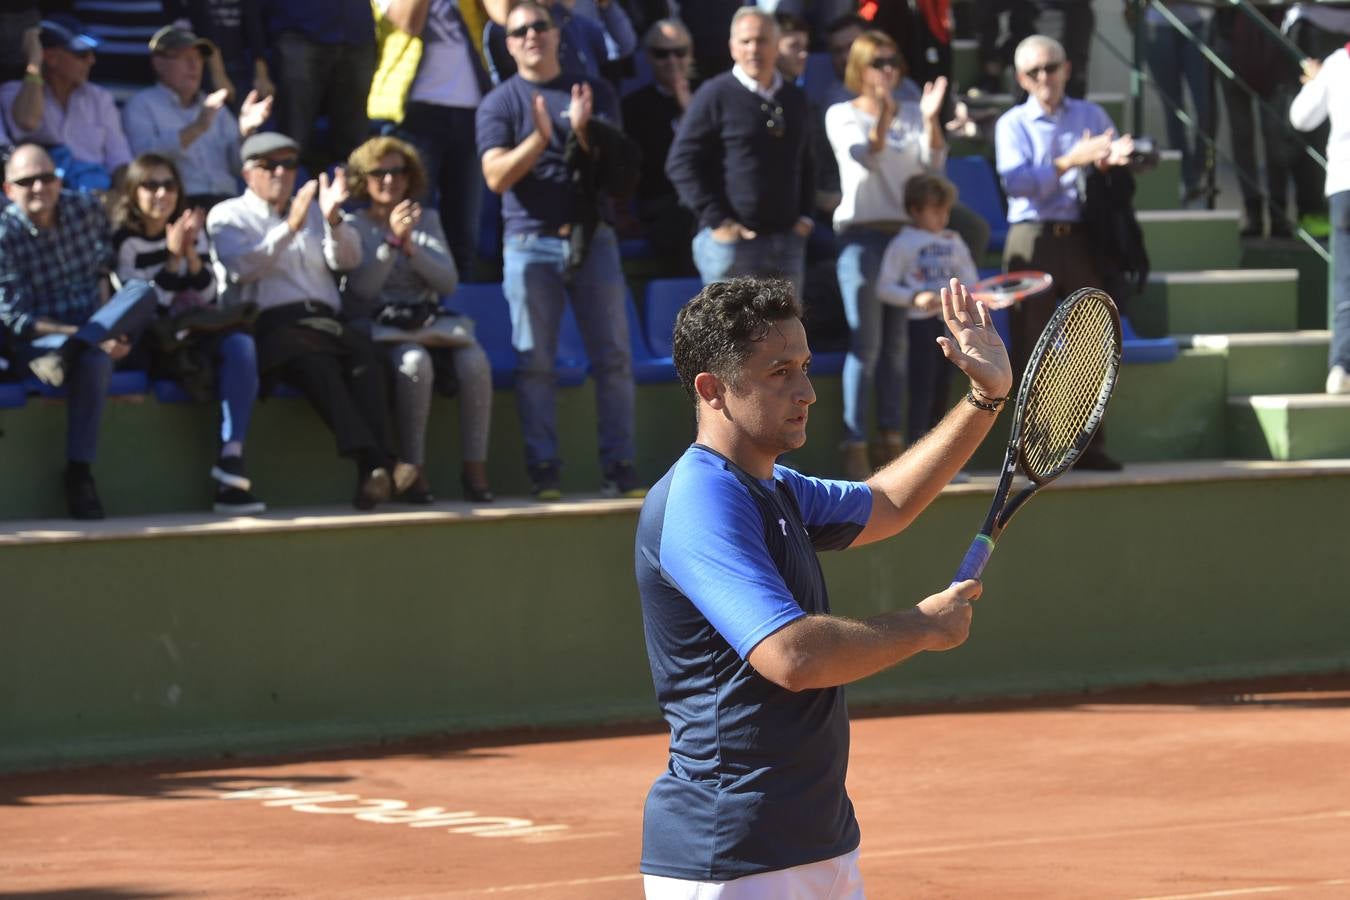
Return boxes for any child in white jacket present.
[876,173,980,443]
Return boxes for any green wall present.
[3,469,1348,772]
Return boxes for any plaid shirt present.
[0,191,114,340]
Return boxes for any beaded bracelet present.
[964,388,1008,412]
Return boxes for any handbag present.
[369,302,477,348]
[367,0,424,123]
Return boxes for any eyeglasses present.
[250,156,300,172]
[367,166,408,180]
[9,172,59,189]
[761,101,785,139]
[648,45,689,60]
[1022,61,1062,79]
[869,56,900,70]
[138,178,179,192]
[506,19,552,39]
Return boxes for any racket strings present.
[1020,299,1119,480]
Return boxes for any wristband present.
[964,389,1006,412]
[24,71,43,85]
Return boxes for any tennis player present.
[635,275,1012,898]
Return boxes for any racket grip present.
[952,534,995,585]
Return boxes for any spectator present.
[774,12,810,87]
[122,25,273,209]
[483,0,637,85]
[994,34,1129,470]
[1144,2,1215,209]
[208,131,407,510]
[375,0,494,279]
[476,0,645,501]
[824,29,947,479]
[1290,43,1349,393]
[1028,0,1094,100]
[815,14,920,110]
[163,0,275,104]
[0,144,158,520]
[343,136,495,502]
[621,18,696,275]
[267,0,377,173]
[1209,7,1282,237]
[876,174,978,451]
[665,7,814,299]
[1,18,133,182]
[110,153,265,515]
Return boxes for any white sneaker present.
[1327,365,1350,395]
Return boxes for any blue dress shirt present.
[994,94,1116,223]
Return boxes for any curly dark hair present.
[672,277,803,404]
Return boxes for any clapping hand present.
[318,167,349,225]
[196,88,230,129]
[531,93,554,144]
[389,198,421,242]
[238,89,273,137]
[288,179,319,232]
[569,82,594,150]
[919,76,948,123]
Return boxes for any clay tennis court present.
[2,675,1348,899]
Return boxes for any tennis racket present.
[952,286,1123,583]
[968,270,1054,310]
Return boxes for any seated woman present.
[342,136,493,503]
[111,152,264,515]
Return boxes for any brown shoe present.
[840,441,871,481]
[354,466,392,510]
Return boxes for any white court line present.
[1130,879,1350,899]
[447,873,642,895]
[865,809,1350,859]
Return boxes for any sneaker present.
[601,461,647,499]
[210,455,252,492]
[64,467,104,520]
[214,484,266,515]
[392,460,419,494]
[354,466,392,510]
[396,471,436,505]
[1327,365,1350,395]
[530,462,563,502]
[29,351,66,388]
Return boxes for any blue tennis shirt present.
[635,444,873,880]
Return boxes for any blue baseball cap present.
[39,16,100,54]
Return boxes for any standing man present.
[476,0,644,502]
[635,275,1012,895]
[122,25,273,209]
[0,144,157,520]
[665,7,813,299]
[994,34,1132,470]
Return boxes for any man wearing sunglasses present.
[0,16,132,183]
[482,0,637,86]
[477,0,644,502]
[0,144,158,519]
[994,34,1133,471]
[666,7,814,301]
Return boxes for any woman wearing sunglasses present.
[111,152,264,515]
[342,136,493,503]
[825,30,948,482]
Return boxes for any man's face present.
[3,149,63,228]
[43,46,95,86]
[152,46,204,98]
[243,151,299,206]
[1016,45,1069,111]
[504,6,558,73]
[776,29,809,81]
[717,317,816,459]
[729,14,777,83]
[645,24,691,90]
[828,25,861,79]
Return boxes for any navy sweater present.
[664,72,814,234]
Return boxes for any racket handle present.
[952,534,996,584]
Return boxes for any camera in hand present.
[1127,136,1160,173]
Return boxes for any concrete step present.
[1131,269,1299,337]
[1180,331,1331,396]
[1139,210,1243,271]
[1133,150,1184,211]
[1227,393,1350,460]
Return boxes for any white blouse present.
[825,99,946,232]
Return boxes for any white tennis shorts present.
[643,848,864,900]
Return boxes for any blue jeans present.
[1332,190,1350,370]
[691,227,807,300]
[24,279,158,462]
[216,331,258,446]
[1146,20,1214,196]
[397,102,484,278]
[835,228,908,442]
[502,224,635,471]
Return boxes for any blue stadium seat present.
[445,283,588,388]
[624,290,676,383]
[946,155,1009,252]
[24,369,149,399]
[1121,315,1179,365]
[0,381,26,409]
[644,277,703,358]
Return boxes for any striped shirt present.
[113,227,217,308]
[0,191,114,340]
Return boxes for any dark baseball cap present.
[240,132,300,161]
[39,16,99,54]
[149,25,214,57]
